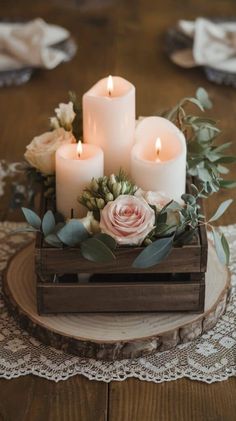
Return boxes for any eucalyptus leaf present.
[81,238,115,263]
[22,207,41,229]
[221,233,230,265]
[212,228,229,265]
[215,156,236,164]
[42,210,56,237]
[217,165,229,175]
[45,233,63,248]
[219,180,236,189]
[209,199,233,223]
[196,87,213,109]
[57,219,89,246]
[133,235,174,269]
[213,142,232,153]
[94,233,117,250]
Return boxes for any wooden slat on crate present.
[37,275,205,314]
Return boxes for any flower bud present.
[121,182,128,194]
[86,200,94,210]
[82,191,92,200]
[90,198,97,208]
[96,198,105,209]
[105,193,114,202]
[112,182,122,198]
[143,238,152,246]
[90,178,99,192]
[108,174,116,187]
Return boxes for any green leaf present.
[209,199,233,222]
[133,235,174,269]
[21,208,41,229]
[42,210,56,237]
[217,165,229,175]
[213,142,232,153]
[80,238,115,263]
[186,97,205,112]
[181,193,196,205]
[219,180,236,189]
[212,228,229,265]
[94,233,117,250]
[215,156,236,164]
[45,234,63,248]
[196,87,212,109]
[221,233,230,265]
[57,219,89,246]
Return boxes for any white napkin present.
[178,18,236,72]
[0,18,70,71]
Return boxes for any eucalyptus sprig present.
[164,87,236,195]
[20,208,117,263]
[133,186,233,268]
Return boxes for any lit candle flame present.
[155,137,162,162]
[77,140,83,158]
[107,75,114,96]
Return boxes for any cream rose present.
[79,212,101,235]
[100,195,155,246]
[135,189,171,211]
[24,128,75,175]
[55,101,75,130]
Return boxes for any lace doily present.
[0,221,235,383]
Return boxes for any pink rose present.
[100,195,155,246]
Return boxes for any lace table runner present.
[0,222,235,383]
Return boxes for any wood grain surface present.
[0,0,235,420]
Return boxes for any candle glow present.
[155,137,161,162]
[77,140,83,158]
[107,75,114,96]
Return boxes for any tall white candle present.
[131,117,186,202]
[56,142,104,218]
[83,76,135,175]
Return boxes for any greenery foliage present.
[163,87,236,195]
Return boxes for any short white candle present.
[56,142,104,218]
[83,75,135,175]
[131,117,186,202]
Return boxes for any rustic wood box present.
[35,181,208,314]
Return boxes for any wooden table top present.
[0,0,235,419]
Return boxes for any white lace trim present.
[0,222,235,383]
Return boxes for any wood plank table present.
[0,0,235,419]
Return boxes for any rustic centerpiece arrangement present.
[20,77,235,315]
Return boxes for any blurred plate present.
[0,20,77,87]
[165,21,236,87]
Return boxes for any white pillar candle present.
[83,75,135,175]
[56,142,104,218]
[131,117,186,202]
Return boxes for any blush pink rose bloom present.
[100,195,155,246]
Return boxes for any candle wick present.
[108,90,111,97]
[71,208,74,219]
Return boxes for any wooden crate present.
[35,181,208,314]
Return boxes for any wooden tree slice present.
[3,242,230,361]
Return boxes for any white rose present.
[79,212,101,235]
[135,189,171,211]
[24,128,76,175]
[49,116,60,129]
[55,101,75,130]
